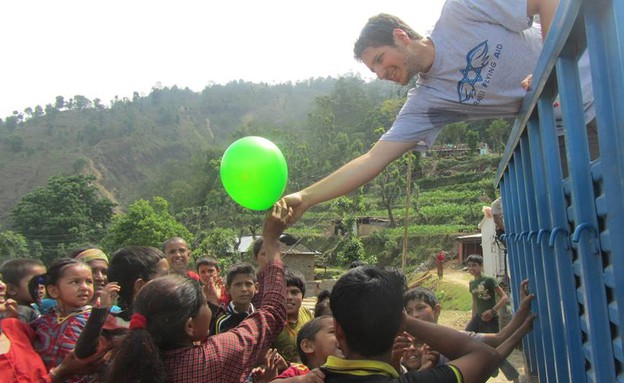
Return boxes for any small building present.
[455,233,482,264]
[330,217,391,237]
[238,234,320,297]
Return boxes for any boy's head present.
[403,287,441,323]
[466,254,484,277]
[0,258,46,304]
[196,256,220,285]
[285,268,306,318]
[331,266,406,358]
[314,289,332,317]
[225,263,257,310]
[297,315,343,368]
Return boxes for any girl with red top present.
[30,258,119,383]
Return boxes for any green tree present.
[486,118,511,153]
[103,196,191,252]
[55,95,65,110]
[10,175,115,263]
[466,130,479,153]
[0,231,30,264]
[193,228,239,270]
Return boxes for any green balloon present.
[220,136,288,210]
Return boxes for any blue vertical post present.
[556,35,615,382]
[583,0,624,377]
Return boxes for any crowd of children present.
[0,197,535,383]
[0,195,535,383]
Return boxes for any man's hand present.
[281,192,308,226]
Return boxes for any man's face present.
[198,264,219,284]
[361,44,411,85]
[405,299,439,323]
[165,241,190,274]
[88,259,108,297]
[227,273,257,309]
[286,286,303,317]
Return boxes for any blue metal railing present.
[495,0,624,381]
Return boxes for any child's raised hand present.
[419,344,440,371]
[202,276,220,305]
[391,332,413,370]
[0,298,18,319]
[264,348,289,377]
[98,282,120,309]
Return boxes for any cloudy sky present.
[1,0,446,118]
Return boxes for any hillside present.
[1,77,406,226]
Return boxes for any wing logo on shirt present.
[457,40,490,103]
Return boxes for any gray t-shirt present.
[381,0,593,148]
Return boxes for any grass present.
[420,274,473,311]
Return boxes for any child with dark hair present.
[196,256,229,305]
[105,202,290,383]
[0,258,46,322]
[106,246,169,323]
[323,265,503,383]
[272,268,314,363]
[70,247,110,307]
[0,273,107,383]
[30,258,119,382]
[465,254,509,334]
[399,283,534,380]
[314,289,332,317]
[271,315,342,381]
[214,263,258,334]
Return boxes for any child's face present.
[48,264,94,311]
[467,262,483,276]
[405,299,439,323]
[286,286,303,317]
[9,265,46,304]
[309,317,343,362]
[227,273,257,308]
[402,338,425,371]
[198,264,219,284]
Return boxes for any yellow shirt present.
[271,306,313,362]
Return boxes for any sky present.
[1,0,446,119]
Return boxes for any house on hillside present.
[329,217,391,236]
[238,234,320,297]
[455,233,482,264]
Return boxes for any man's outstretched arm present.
[282,139,416,224]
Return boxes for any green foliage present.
[10,175,115,263]
[0,231,30,264]
[102,196,191,252]
[336,236,377,266]
[193,227,240,271]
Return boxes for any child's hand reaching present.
[202,276,223,305]
[419,344,440,371]
[391,332,413,371]
[97,282,120,309]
